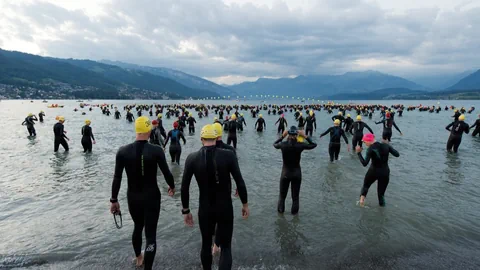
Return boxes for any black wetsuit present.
[320,126,348,162]
[237,116,247,131]
[470,119,480,137]
[126,112,134,122]
[149,127,164,146]
[81,125,95,153]
[273,137,317,214]
[305,116,317,136]
[22,116,37,136]
[376,118,401,141]
[53,122,69,152]
[157,118,167,139]
[227,120,238,149]
[452,112,461,122]
[114,111,121,119]
[275,117,288,134]
[331,115,345,125]
[446,121,470,152]
[181,146,248,270]
[255,118,266,132]
[358,142,399,206]
[297,116,305,130]
[351,121,374,151]
[343,117,354,133]
[39,113,45,123]
[187,117,197,134]
[164,129,186,164]
[111,141,175,270]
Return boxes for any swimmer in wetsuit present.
[187,114,197,134]
[470,114,480,137]
[255,114,266,132]
[164,122,186,164]
[53,116,69,152]
[356,133,399,207]
[22,113,38,137]
[227,114,239,149]
[38,111,45,123]
[452,109,461,122]
[319,119,350,162]
[126,110,135,122]
[149,120,165,147]
[305,112,317,137]
[343,114,354,134]
[181,125,249,270]
[110,116,175,270]
[114,109,121,119]
[81,120,96,153]
[273,126,317,215]
[275,114,288,134]
[297,113,305,130]
[375,112,402,142]
[351,115,374,151]
[156,114,167,140]
[237,114,247,131]
[331,112,345,126]
[446,114,470,153]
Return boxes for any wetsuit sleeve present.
[445,122,453,131]
[255,119,259,128]
[357,148,371,167]
[180,132,186,144]
[229,152,248,204]
[341,130,348,144]
[81,127,85,136]
[164,131,171,146]
[111,148,125,199]
[273,138,284,149]
[388,145,400,157]
[156,148,175,189]
[331,116,335,121]
[90,128,95,141]
[22,120,26,125]
[60,125,67,139]
[320,127,332,138]
[303,137,317,150]
[275,118,280,125]
[471,121,477,129]
[375,120,385,125]
[392,121,402,133]
[364,123,374,134]
[181,154,194,209]
[464,123,470,134]
[314,119,316,129]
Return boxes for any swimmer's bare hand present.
[355,146,362,153]
[347,145,350,152]
[242,204,249,219]
[184,213,194,227]
[400,133,403,136]
[168,188,175,197]
[93,140,96,144]
[110,202,120,214]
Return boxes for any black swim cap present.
[288,126,298,135]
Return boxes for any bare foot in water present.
[212,244,220,256]
[135,253,144,267]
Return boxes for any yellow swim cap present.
[334,119,341,125]
[309,111,314,116]
[231,114,237,120]
[459,114,465,121]
[189,113,192,117]
[259,114,263,118]
[157,113,162,118]
[201,124,217,139]
[213,123,223,137]
[214,117,218,122]
[59,116,65,122]
[356,115,362,121]
[40,111,44,113]
[240,113,244,116]
[28,113,33,117]
[135,116,152,133]
[454,109,458,112]
[297,135,305,143]
[85,119,91,125]
[338,112,343,116]
[347,114,351,118]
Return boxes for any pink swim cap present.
[281,114,284,117]
[362,133,375,143]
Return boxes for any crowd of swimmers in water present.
[20,102,480,270]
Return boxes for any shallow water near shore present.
[1,99,479,270]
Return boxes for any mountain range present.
[1,48,479,100]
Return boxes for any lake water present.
[1,99,479,270]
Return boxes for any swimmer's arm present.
[388,145,400,157]
[445,122,453,131]
[273,138,284,149]
[375,120,384,125]
[365,123,374,134]
[319,128,332,138]
[275,118,280,125]
[393,122,402,133]
[303,137,317,150]
[111,149,125,200]
[230,153,248,204]
[341,130,349,144]
[180,132,186,144]
[464,124,470,134]
[90,129,95,141]
[156,148,175,189]
[181,155,194,210]
[357,148,371,167]
[163,131,171,147]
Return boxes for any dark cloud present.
[1,0,479,83]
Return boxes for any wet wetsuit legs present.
[199,209,233,270]
[472,128,480,137]
[278,169,302,215]
[81,138,92,153]
[128,192,160,270]
[169,146,182,164]
[382,131,392,142]
[306,128,313,137]
[446,135,462,153]
[277,126,285,134]
[360,169,389,206]
[54,138,69,152]
[227,136,237,149]
[27,127,36,136]
[189,126,195,134]
[328,143,341,162]
[352,135,363,151]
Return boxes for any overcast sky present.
[1,0,479,85]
